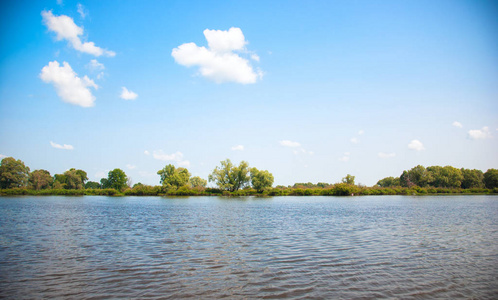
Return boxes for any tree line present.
[376,165,498,190]
[0,156,497,196]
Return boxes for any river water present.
[0,195,497,299]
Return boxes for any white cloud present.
[126,164,136,170]
[77,3,87,19]
[231,145,244,151]
[468,126,492,140]
[251,54,260,62]
[279,140,301,148]
[408,140,425,151]
[40,61,98,107]
[378,152,396,159]
[152,150,190,167]
[120,87,138,100]
[350,137,359,144]
[87,59,104,71]
[172,27,261,84]
[144,150,150,155]
[358,130,364,135]
[50,141,74,150]
[452,121,463,128]
[0,154,7,159]
[42,10,115,57]
[57,0,63,5]
[339,152,350,162]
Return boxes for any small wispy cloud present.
[120,87,138,100]
[50,141,74,150]
[408,140,425,151]
[468,126,491,140]
[452,121,463,128]
[339,152,350,162]
[126,164,136,170]
[358,130,364,135]
[144,150,150,155]
[0,154,7,159]
[378,152,396,159]
[231,145,244,151]
[279,140,301,148]
[152,150,190,167]
[350,137,359,144]
[77,3,88,19]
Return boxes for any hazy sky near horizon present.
[1,0,497,186]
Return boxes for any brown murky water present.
[1,195,497,299]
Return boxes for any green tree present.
[85,181,101,189]
[157,164,191,189]
[64,169,88,189]
[376,176,400,187]
[400,165,432,187]
[28,169,52,190]
[250,167,274,192]
[342,174,355,185]
[189,176,207,188]
[0,157,30,189]
[100,178,110,189]
[427,166,463,188]
[208,159,250,192]
[460,168,484,189]
[483,169,498,189]
[106,169,128,190]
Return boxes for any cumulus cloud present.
[452,121,463,128]
[42,10,115,57]
[126,164,136,170]
[152,150,190,167]
[468,126,491,140]
[358,130,364,135]
[120,87,138,100]
[231,145,244,151]
[378,152,396,159]
[408,140,425,151]
[40,61,98,107]
[50,141,74,150]
[350,137,359,144]
[144,150,150,155]
[172,27,262,84]
[280,140,301,148]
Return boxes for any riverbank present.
[1,185,497,197]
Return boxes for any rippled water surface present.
[1,195,497,299]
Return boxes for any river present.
[0,195,497,299]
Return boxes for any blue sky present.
[1,0,497,186]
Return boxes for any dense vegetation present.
[0,156,497,197]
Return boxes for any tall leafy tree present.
[189,176,207,188]
[376,176,400,187]
[427,166,463,188]
[29,169,53,190]
[106,169,128,191]
[209,159,250,192]
[157,164,191,189]
[85,181,101,189]
[342,174,355,185]
[0,157,30,189]
[400,165,432,187]
[460,168,484,189]
[53,168,88,189]
[250,167,274,192]
[483,169,498,189]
